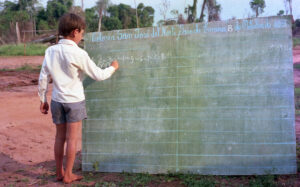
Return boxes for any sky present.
[2,0,300,25]
[73,0,300,24]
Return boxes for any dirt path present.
[0,50,300,186]
[0,85,83,186]
[0,57,82,186]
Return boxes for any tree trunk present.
[33,19,36,36]
[289,0,292,15]
[0,36,5,45]
[16,22,21,44]
[98,7,103,32]
[207,0,214,22]
[199,0,206,22]
[256,8,258,17]
[289,0,294,22]
[192,0,197,22]
[31,20,34,38]
[134,0,139,28]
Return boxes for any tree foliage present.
[0,0,155,43]
[185,0,197,23]
[0,0,34,42]
[85,3,154,32]
[277,10,284,16]
[295,19,300,27]
[44,0,73,28]
[185,0,221,24]
[250,0,266,17]
[137,3,154,27]
[85,7,98,32]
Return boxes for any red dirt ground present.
[0,48,300,186]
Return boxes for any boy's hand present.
[40,102,49,114]
[111,60,119,71]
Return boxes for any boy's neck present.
[64,37,77,44]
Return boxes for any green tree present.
[199,0,206,22]
[186,0,197,23]
[137,3,154,27]
[106,4,135,29]
[36,7,49,30]
[277,10,284,16]
[250,0,266,17]
[45,0,73,29]
[0,0,32,43]
[184,0,221,23]
[85,7,99,32]
[97,3,155,30]
[295,19,300,27]
[102,16,122,30]
[18,0,38,11]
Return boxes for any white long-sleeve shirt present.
[38,39,115,103]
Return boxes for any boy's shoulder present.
[46,42,87,57]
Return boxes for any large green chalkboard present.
[82,16,296,175]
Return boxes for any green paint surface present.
[83,16,296,174]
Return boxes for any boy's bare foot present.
[63,173,83,184]
[56,169,65,181]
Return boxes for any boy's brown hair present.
[58,13,86,37]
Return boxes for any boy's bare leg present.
[54,123,66,181]
[63,121,83,184]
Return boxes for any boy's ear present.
[70,29,77,38]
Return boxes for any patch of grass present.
[20,178,29,183]
[62,172,300,187]
[294,63,300,70]
[93,161,99,171]
[117,172,157,186]
[297,142,300,173]
[158,172,180,182]
[294,37,300,47]
[94,182,117,187]
[37,173,51,180]
[295,87,300,96]
[38,179,48,185]
[15,169,25,173]
[0,43,48,56]
[249,175,276,187]
[179,174,216,187]
[131,173,156,186]
[294,88,300,114]
[72,184,95,187]
[82,172,96,183]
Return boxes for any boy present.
[38,13,119,184]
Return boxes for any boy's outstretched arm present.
[75,52,119,81]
